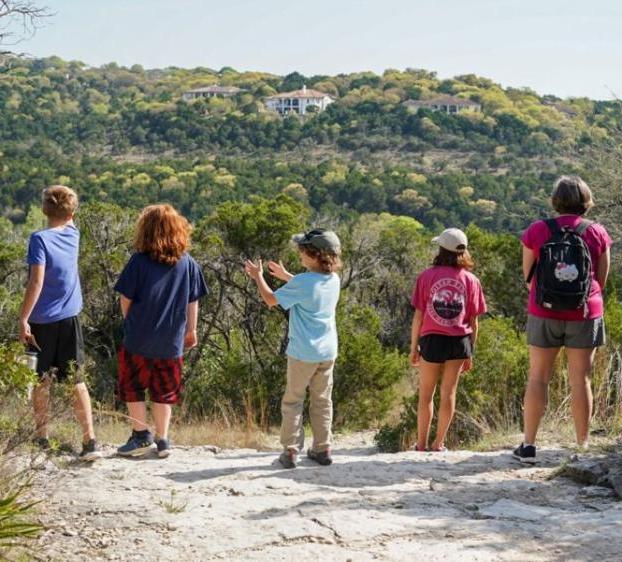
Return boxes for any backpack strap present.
[545,218,561,236]
[526,218,559,284]
[526,262,536,284]
[574,219,593,236]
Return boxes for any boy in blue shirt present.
[245,229,341,468]
[19,185,101,461]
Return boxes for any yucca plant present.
[0,478,42,549]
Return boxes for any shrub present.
[333,305,408,428]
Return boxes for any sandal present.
[430,444,447,452]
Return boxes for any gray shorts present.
[526,315,606,349]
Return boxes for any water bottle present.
[20,351,38,401]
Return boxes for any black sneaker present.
[307,448,333,466]
[156,438,171,459]
[513,443,537,464]
[79,439,102,462]
[117,430,154,457]
[278,449,298,469]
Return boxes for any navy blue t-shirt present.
[114,253,208,359]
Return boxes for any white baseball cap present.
[432,228,468,252]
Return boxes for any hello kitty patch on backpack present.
[527,218,593,312]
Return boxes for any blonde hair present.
[134,204,191,266]
[551,175,594,216]
[42,185,78,219]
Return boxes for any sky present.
[9,0,622,100]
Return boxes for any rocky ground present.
[29,434,622,562]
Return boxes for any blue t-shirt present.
[26,224,83,324]
[114,253,208,359]
[274,272,340,362]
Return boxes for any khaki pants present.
[280,356,335,453]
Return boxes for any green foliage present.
[466,224,527,324]
[201,194,308,258]
[333,305,408,428]
[0,478,42,547]
[0,343,38,399]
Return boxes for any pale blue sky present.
[15,0,622,99]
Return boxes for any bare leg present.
[566,347,596,446]
[416,360,442,450]
[431,360,464,450]
[152,402,172,440]
[523,346,560,445]
[32,377,52,439]
[73,383,95,442]
[126,402,149,432]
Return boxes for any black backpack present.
[527,218,593,311]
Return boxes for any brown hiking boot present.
[307,448,333,466]
[279,449,297,469]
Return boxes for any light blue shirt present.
[274,272,340,362]
[26,224,83,324]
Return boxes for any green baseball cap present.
[292,228,341,252]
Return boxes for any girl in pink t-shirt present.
[514,176,612,465]
[410,228,487,452]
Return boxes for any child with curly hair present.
[115,204,208,458]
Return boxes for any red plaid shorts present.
[117,346,183,404]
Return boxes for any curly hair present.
[134,204,191,266]
[433,247,474,270]
[300,246,342,274]
[42,185,78,219]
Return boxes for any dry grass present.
[88,405,278,451]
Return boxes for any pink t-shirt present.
[411,266,487,337]
[522,216,612,320]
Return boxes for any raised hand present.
[244,259,264,281]
[268,260,292,281]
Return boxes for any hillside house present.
[182,85,246,101]
[265,85,334,116]
[404,96,481,114]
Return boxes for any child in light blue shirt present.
[245,229,341,469]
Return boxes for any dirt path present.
[33,434,621,561]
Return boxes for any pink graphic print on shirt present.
[427,278,466,327]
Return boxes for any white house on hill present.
[404,96,481,114]
[265,85,334,116]
[182,85,246,101]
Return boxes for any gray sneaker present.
[79,439,102,462]
[279,449,297,469]
[156,438,171,459]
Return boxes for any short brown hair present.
[134,204,191,266]
[42,185,78,219]
[551,175,594,216]
[300,245,342,274]
[433,247,474,270]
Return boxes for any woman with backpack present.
[514,176,612,464]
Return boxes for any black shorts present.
[419,334,472,363]
[28,316,85,382]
